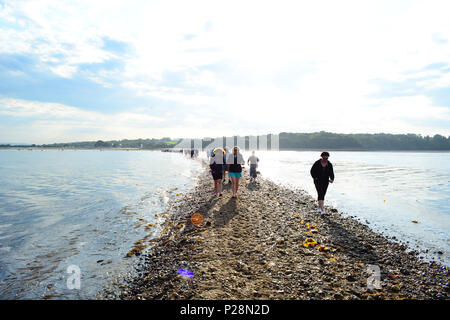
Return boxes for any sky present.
[0,0,450,144]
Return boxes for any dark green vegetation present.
[278,132,450,150]
[1,132,449,151]
[1,137,178,150]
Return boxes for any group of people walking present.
[209,148,335,215]
[209,147,259,198]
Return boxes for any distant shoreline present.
[0,147,147,151]
[2,147,450,153]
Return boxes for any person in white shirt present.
[247,151,259,182]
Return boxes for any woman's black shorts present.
[210,164,223,181]
[212,171,223,181]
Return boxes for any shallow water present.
[236,150,450,266]
[0,150,202,299]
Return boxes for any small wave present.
[0,234,13,240]
[0,223,13,231]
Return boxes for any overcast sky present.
[1,0,450,144]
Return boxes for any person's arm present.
[310,161,318,180]
[329,162,334,182]
[239,154,245,165]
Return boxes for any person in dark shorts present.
[310,151,334,215]
[210,148,224,196]
[247,150,259,181]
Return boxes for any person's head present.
[233,146,240,154]
[321,151,330,160]
[252,150,255,155]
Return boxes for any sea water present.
[0,150,202,299]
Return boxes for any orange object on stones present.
[190,213,204,227]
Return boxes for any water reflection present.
[0,150,202,299]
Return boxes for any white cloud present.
[417,72,450,89]
[49,65,78,78]
[0,98,166,123]
[0,98,168,143]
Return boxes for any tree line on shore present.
[1,132,450,151]
[279,132,450,150]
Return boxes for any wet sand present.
[97,161,449,300]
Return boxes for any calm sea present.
[238,150,450,266]
[0,149,202,299]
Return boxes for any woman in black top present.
[209,148,224,197]
[227,146,245,198]
[310,151,334,215]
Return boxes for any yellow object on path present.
[303,238,318,247]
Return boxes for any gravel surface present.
[96,160,449,300]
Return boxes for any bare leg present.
[235,177,240,195]
[214,180,219,195]
[318,200,324,211]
